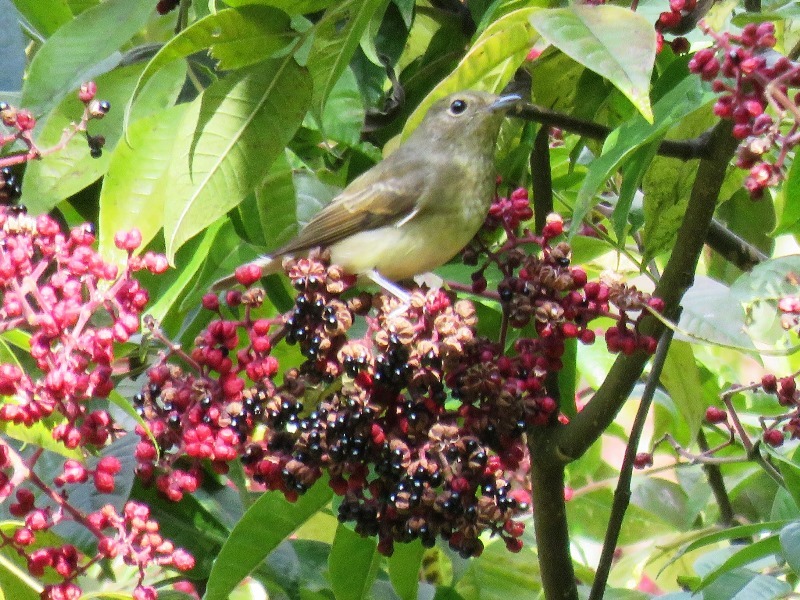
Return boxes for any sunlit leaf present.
[162,59,311,260]
[306,0,389,118]
[403,7,540,136]
[20,0,151,114]
[529,5,656,121]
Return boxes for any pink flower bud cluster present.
[688,22,800,199]
[0,206,191,599]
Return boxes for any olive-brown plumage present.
[215,90,519,292]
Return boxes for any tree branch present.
[589,327,674,600]
[528,436,577,600]
[515,104,714,160]
[706,218,768,271]
[556,119,739,461]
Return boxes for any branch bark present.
[528,119,737,600]
[557,118,739,462]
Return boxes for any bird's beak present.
[489,94,522,112]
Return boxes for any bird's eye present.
[449,99,468,115]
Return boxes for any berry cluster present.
[0,206,191,600]
[156,0,180,15]
[133,187,660,559]
[470,193,661,358]
[688,22,800,198]
[702,372,800,451]
[654,0,696,54]
[0,82,109,170]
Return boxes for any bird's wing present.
[273,155,429,256]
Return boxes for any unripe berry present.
[705,406,727,424]
[78,81,97,103]
[764,429,784,447]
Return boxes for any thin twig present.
[589,326,674,600]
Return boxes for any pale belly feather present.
[329,209,485,281]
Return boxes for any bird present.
[214,90,521,300]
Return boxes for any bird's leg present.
[365,270,411,316]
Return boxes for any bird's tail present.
[210,255,281,292]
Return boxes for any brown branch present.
[528,437,577,600]
[697,429,736,526]
[556,119,739,461]
[706,218,768,271]
[515,104,714,160]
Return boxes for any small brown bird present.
[214,90,520,299]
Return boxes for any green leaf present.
[762,445,800,512]
[329,524,379,600]
[204,479,333,600]
[20,0,153,114]
[209,7,295,70]
[98,103,188,263]
[694,536,782,591]
[10,0,72,37]
[774,158,800,235]
[659,341,707,443]
[455,535,541,599]
[233,150,297,250]
[569,75,714,238]
[125,6,294,129]
[0,551,40,600]
[161,58,312,260]
[676,276,755,350]
[0,420,83,460]
[780,522,800,575]
[66,0,99,15]
[153,221,225,321]
[614,140,660,240]
[529,6,656,121]
[320,68,365,145]
[403,7,540,136]
[306,0,389,118]
[388,540,425,600]
[730,255,800,305]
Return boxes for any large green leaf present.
[529,5,656,122]
[779,521,800,575]
[403,7,540,137]
[675,276,756,351]
[98,103,188,263]
[10,0,72,37]
[730,255,800,304]
[306,0,389,118]
[329,524,379,600]
[640,107,727,261]
[775,141,800,234]
[388,540,425,600]
[125,6,294,130]
[659,341,707,444]
[569,75,715,238]
[20,0,152,114]
[694,536,783,592]
[234,150,298,250]
[21,60,183,216]
[161,58,312,260]
[204,479,333,600]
